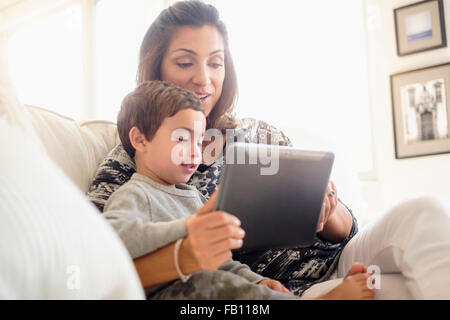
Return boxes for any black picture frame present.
[394,0,447,56]
[390,62,450,159]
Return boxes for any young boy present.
[103,80,373,300]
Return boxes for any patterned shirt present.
[87,118,358,296]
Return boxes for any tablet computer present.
[214,142,334,253]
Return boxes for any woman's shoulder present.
[236,117,293,147]
[87,143,137,212]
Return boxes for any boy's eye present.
[178,136,190,143]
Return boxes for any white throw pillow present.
[26,105,120,193]
[0,56,144,299]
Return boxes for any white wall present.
[362,0,450,221]
[1,0,448,226]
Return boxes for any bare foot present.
[318,273,374,300]
[345,262,367,278]
[314,263,373,300]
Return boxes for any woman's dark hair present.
[137,0,238,131]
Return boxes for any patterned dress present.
[87,118,358,296]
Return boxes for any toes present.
[345,262,366,278]
[346,273,368,282]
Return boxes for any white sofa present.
[21,105,416,300]
[0,59,144,299]
[26,105,120,194]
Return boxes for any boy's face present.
[136,109,206,186]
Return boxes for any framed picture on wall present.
[394,0,447,56]
[390,62,450,159]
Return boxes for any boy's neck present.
[135,163,173,187]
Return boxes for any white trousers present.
[302,195,450,299]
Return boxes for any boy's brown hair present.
[117,80,205,158]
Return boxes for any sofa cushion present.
[0,56,144,299]
[26,105,119,193]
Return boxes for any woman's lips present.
[196,92,211,104]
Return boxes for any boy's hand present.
[185,190,245,271]
[258,279,293,295]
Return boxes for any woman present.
[88,0,450,299]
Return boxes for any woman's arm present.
[318,201,353,243]
[133,237,199,287]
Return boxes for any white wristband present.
[174,238,192,283]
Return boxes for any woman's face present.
[160,25,226,116]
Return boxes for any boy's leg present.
[148,270,298,300]
[337,195,450,299]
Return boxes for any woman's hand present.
[258,279,293,295]
[316,181,338,233]
[316,181,354,242]
[185,190,245,271]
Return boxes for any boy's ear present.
[129,126,147,153]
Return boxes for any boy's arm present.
[104,184,204,288]
[103,184,187,259]
[106,187,247,289]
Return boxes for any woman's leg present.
[337,195,450,299]
[302,274,413,300]
[148,270,298,300]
